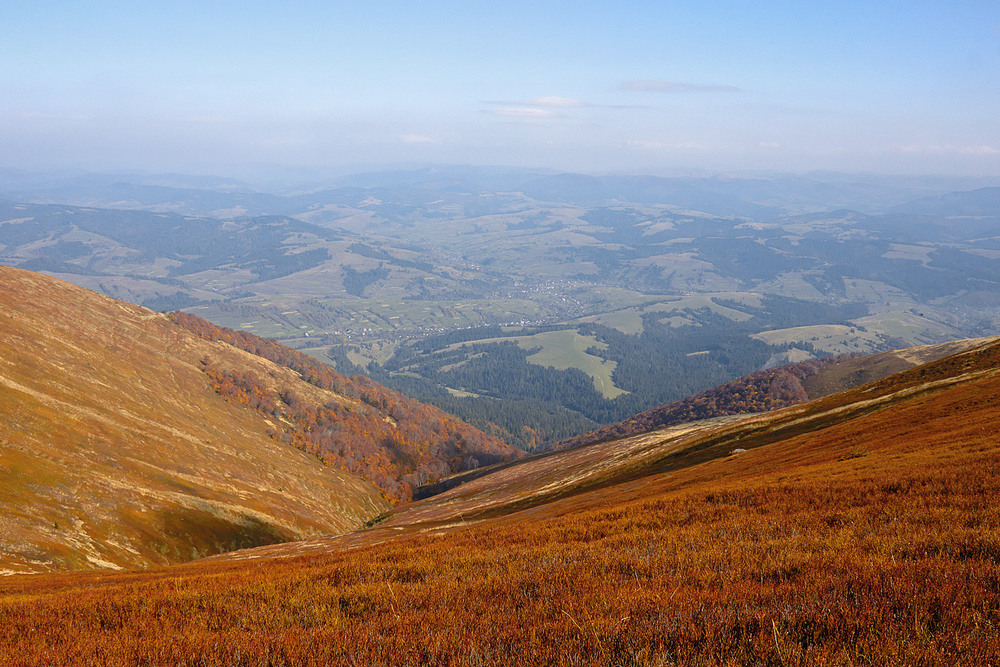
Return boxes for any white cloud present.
[400,134,437,144]
[484,107,565,118]
[620,80,741,93]
[524,96,588,108]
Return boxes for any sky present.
[3,1,1000,179]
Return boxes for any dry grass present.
[2,338,1000,664]
[0,267,389,573]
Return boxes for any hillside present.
[548,337,995,451]
[2,330,999,663]
[0,267,514,574]
[167,311,520,500]
[4,169,1000,449]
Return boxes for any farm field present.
[443,329,626,399]
[751,323,887,355]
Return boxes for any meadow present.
[2,339,999,665]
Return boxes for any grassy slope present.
[801,336,995,398]
[0,267,390,574]
[1,337,999,663]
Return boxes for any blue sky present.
[3,1,999,177]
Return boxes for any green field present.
[751,324,887,355]
[578,292,764,334]
[853,311,965,345]
[447,329,627,399]
[521,330,626,400]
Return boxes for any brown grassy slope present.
[0,266,390,574]
[231,335,1000,558]
[800,336,995,398]
[1,329,998,663]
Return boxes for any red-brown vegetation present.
[552,356,849,451]
[2,338,999,664]
[172,312,521,501]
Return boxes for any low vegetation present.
[0,267,393,573]
[1,338,998,664]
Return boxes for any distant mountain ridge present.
[888,186,1000,217]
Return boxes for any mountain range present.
[2,167,999,450]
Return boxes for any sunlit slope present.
[231,335,1000,560]
[799,336,996,397]
[0,266,389,574]
[3,323,998,663]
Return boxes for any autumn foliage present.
[2,358,1000,664]
[552,355,850,451]
[2,339,1000,664]
[171,312,519,501]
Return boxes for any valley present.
[7,2,1000,663]
[2,317,999,664]
[3,168,999,449]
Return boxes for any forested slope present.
[169,312,520,500]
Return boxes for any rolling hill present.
[4,168,1000,451]
[1,332,998,663]
[0,267,515,574]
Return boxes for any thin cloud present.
[524,96,588,108]
[620,80,741,93]
[483,97,588,109]
[484,107,566,119]
[626,139,709,151]
[480,95,632,125]
[400,134,437,144]
[899,144,1000,156]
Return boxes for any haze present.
[3,1,1000,178]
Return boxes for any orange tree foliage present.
[552,356,848,451]
[173,312,519,501]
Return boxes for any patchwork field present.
[577,293,764,334]
[751,323,888,355]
